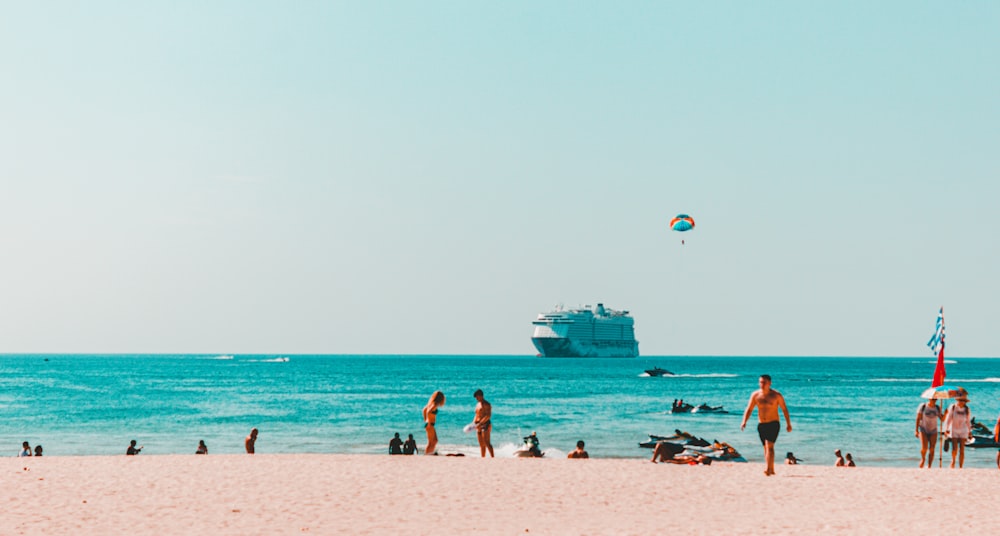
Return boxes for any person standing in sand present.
[740,374,792,476]
[473,389,494,458]
[423,391,445,455]
[943,395,972,468]
[245,428,258,454]
[994,413,999,469]
[915,398,944,468]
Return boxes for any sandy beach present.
[4,454,998,535]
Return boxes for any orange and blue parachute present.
[669,214,695,232]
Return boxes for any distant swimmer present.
[567,440,589,459]
[740,374,792,476]
[245,428,258,454]
[473,389,494,458]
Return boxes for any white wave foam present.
[207,355,234,360]
[667,373,739,378]
[870,378,930,382]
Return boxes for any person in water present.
[423,391,445,455]
[943,395,972,468]
[403,434,418,455]
[567,440,589,459]
[740,374,792,476]
[523,431,541,457]
[834,449,845,467]
[245,428,258,454]
[473,389,494,458]
[196,440,208,455]
[915,398,944,468]
[127,440,143,455]
[389,432,403,455]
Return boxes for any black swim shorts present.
[758,421,780,445]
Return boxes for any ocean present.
[2,355,998,468]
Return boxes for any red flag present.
[932,344,946,387]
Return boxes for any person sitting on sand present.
[196,440,208,455]
[403,434,418,455]
[34,445,43,457]
[834,449,845,466]
[785,452,801,465]
[18,441,32,457]
[567,440,589,459]
[846,453,856,467]
[389,432,403,455]
[650,441,685,463]
[127,440,142,455]
[245,428,258,454]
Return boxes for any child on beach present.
[18,442,32,457]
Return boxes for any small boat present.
[644,367,673,377]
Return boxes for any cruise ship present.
[531,303,639,357]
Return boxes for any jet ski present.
[513,432,544,458]
[691,403,728,414]
[671,402,694,413]
[644,367,674,377]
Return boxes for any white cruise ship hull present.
[531,303,639,358]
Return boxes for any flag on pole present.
[927,307,946,387]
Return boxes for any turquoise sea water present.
[2,355,998,468]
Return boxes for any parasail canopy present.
[670,214,695,232]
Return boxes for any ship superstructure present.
[531,303,639,357]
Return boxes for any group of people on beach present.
[912,395,993,469]
[420,388,589,459]
[18,441,42,457]
[388,433,419,455]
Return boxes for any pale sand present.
[4,455,999,535]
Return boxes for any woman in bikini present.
[423,390,446,455]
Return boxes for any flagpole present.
[929,307,946,468]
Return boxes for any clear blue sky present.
[2,2,997,356]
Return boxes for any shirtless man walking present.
[740,374,792,476]
[473,389,494,458]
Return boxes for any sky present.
[1,2,997,356]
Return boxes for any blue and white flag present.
[926,307,945,354]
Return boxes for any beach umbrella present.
[920,385,967,400]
